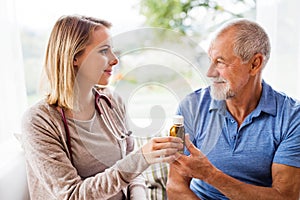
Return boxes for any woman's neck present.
[67,86,96,120]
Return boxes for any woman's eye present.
[99,49,109,55]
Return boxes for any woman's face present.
[74,26,118,87]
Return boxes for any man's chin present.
[210,87,227,100]
[210,93,226,101]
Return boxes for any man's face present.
[207,30,252,101]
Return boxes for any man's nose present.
[206,63,219,77]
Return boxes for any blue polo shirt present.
[177,80,300,200]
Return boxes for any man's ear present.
[250,53,263,75]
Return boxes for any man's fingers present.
[185,134,204,157]
[184,134,197,154]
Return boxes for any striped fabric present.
[135,137,169,200]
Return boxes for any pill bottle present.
[169,115,185,153]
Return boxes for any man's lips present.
[214,81,226,84]
[211,78,227,84]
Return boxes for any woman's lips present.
[104,69,112,75]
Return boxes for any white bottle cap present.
[173,115,184,125]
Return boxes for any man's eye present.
[216,59,226,66]
[217,62,226,67]
[216,59,224,64]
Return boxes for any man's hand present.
[172,134,219,182]
[172,135,300,200]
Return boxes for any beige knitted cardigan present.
[21,91,150,200]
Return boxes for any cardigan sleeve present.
[22,101,150,200]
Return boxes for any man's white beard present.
[210,81,234,100]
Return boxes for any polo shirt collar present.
[209,80,277,117]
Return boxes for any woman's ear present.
[250,53,263,75]
[73,57,79,67]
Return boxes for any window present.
[257,0,300,99]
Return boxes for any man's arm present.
[166,163,200,200]
[172,135,300,200]
[206,163,300,200]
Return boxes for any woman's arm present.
[23,116,145,199]
[22,105,183,199]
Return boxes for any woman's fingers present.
[150,140,183,151]
[150,150,182,163]
[145,148,178,158]
[142,136,184,164]
[151,136,183,145]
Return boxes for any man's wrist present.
[204,167,221,184]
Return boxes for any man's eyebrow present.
[208,56,225,61]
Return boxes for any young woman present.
[21,15,183,200]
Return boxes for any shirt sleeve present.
[128,175,148,200]
[273,116,300,168]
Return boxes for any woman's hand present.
[141,136,183,164]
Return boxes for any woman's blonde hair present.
[42,15,111,110]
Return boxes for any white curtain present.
[0,0,27,142]
[0,1,29,199]
[257,0,300,100]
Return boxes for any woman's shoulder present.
[24,99,53,115]
[22,98,61,126]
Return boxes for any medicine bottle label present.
[170,125,185,153]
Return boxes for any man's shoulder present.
[179,86,212,113]
[263,81,299,103]
[267,84,300,110]
[184,86,211,101]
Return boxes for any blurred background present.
[1,0,300,199]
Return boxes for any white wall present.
[0,149,29,200]
[257,0,300,100]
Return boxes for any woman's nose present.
[109,57,118,66]
[109,52,119,66]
